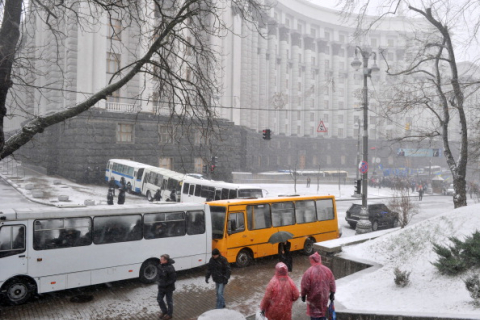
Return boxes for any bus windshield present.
[209,206,226,239]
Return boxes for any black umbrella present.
[268,231,294,244]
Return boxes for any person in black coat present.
[117,177,126,205]
[205,248,231,309]
[157,254,176,320]
[278,240,293,272]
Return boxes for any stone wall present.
[15,109,450,184]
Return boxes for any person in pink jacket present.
[301,252,336,320]
[260,262,299,320]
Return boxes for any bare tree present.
[340,0,480,208]
[0,0,269,160]
[388,188,419,228]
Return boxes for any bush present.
[432,230,480,276]
[464,274,480,306]
[394,267,411,287]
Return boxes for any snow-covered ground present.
[1,168,479,318]
[336,206,480,318]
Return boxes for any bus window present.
[209,206,226,239]
[221,188,229,200]
[316,199,335,221]
[189,184,195,195]
[182,183,190,194]
[0,225,26,258]
[296,200,316,223]
[144,212,185,239]
[228,212,245,234]
[93,215,140,244]
[186,210,205,235]
[228,189,237,199]
[201,186,215,201]
[194,184,202,197]
[246,204,272,230]
[272,202,295,227]
[214,189,222,200]
[34,218,92,250]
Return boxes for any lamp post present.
[351,46,380,234]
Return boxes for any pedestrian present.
[278,240,293,272]
[107,187,114,205]
[154,188,162,201]
[169,188,177,202]
[205,248,231,309]
[118,177,126,205]
[301,252,336,320]
[307,177,311,188]
[157,254,176,320]
[259,262,299,320]
[108,177,116,196]
[418,184,424,201]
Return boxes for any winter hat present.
[309,251,322,263]
[275,262,288,276]
[212,248,220,255]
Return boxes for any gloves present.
[205,278,209,284]
[224,280,229,285]
[260,310,265,317]
[301,296,306,302]
[330,292,335,301]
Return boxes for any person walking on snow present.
[260,262,299,320]
[278,240,293,272]
[157,254,176,320]
[205,248,231,309]
[301,252,336,320]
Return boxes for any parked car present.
[443,184,454,196]
[345,203,399,231]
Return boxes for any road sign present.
[317,121,328,133]
[359,160,369,174]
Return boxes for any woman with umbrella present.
[269,231,294,272]
[278,240,293,272]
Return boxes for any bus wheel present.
[235,249,252,268]
[302,237,315,255]
[146,191,153,202]
[139,259,159,283]
[3,278,35,305]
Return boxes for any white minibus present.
[0,203,211,305]
[105,159,155,193]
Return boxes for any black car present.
[345,203,399,231]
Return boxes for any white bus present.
[0,203,211,305]
[181,178,264,203]
[141,167,186,202]
[105,159,155,193]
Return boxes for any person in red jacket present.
[301,252,336,320]
[260,262,299,320]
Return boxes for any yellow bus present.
[207,195,340,267]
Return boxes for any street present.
[0,176,459,319]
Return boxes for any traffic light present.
[354,179,362,194]
[211,156,217,165]
[202,165,207,174]
[262,129,271,140]
[210,164,215,173]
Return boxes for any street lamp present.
[351,46,380,234]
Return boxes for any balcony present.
[104,101,141,113]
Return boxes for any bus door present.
[0,224,28,278]
[225,208,248,262]
[245,203,275,258]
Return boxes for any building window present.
[311,57,316,65]
[159,158,172,170]
[338,128,344,138]
[324,100,329,109]
[159,126,173,144]
[108,19,122,41]
[338,115,343,123]
[107,52,121,74]
[108,90,121,103]
[324,114,329,121]
[341,155,346,165]
[310,112,315,121]
[117,123,133,143]
[325,32,330,40]
[193,131,203,146]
